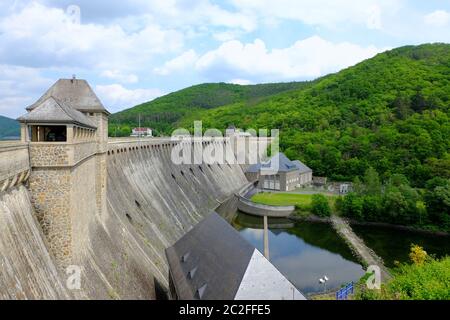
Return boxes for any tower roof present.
[27,79,110,114]
[18,96,97,129]
[246,152,307,173]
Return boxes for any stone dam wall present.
[0,139,248,299]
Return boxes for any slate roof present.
[27,79,109,114]
[165,212,255,300]
[18,96,97,129]
[292,160,313,174]
[165,212,304,300]
[246,152,308,173]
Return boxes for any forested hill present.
[0,115,20,140]
[181,43,450,187]
[109,81,310,135]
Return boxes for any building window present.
[30,125,67,142]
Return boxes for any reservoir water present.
[231,212,365,295]
[227,206,450,296]
[352,224,450,268]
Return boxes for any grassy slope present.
[0,115,20,139]
[109,81,311,135]
[251,192,337,212]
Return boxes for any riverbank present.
[289,212,450,236]
[347,220,450,237]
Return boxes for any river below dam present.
[231,212,365,295]
[352,224,450,268]
[230,211,450,296]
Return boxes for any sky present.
[0,0,449,118]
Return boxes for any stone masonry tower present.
[17,77,110,268]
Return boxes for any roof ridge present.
[48,96,74,121]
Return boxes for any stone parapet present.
[235,184,295,217]
[0,142,30,192]
[30,141,97,167]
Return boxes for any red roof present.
[133,127,151,132]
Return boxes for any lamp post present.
[319,275,329,293]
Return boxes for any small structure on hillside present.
[226,124,252,137]
[165,212,305,300]
[313,176,327,186]
[245,152,312,191]
[131,127,152,137]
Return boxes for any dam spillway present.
[0,185,71,299]
[105,140,249,289]
[0,138,249,299]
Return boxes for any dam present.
[0,79,274,299]
[0,134,253,299]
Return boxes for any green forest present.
[109,81,309,136]
[110,43,450,230]
[0,115,20,140]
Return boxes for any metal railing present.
[336,282,354,300]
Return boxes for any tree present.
[364,167,381,195]
[411,91,427,113]
[341,193,364,220]
[362,195,382,221]
[383,187,407,223]
[424,184,450,226]
[409,244,427,266]
[390,95,411,120]
[311,194,331,217]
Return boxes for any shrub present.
[355,256,450,300]
[311,194,331,217]
[341,193,364,220]
[409,244,428,265]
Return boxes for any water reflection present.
[352,224,450,268]
[233,212,365,295]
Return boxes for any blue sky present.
[0,0,449,118]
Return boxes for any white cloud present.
[213,30,242,42]
[147,0,257,32]
[0,64,53,118]
[40,0,257,32]
[95,84,163,112]
[0,2,183,71]
[154,50,198,76]
[366,5,382,30]
[229,0,403,29]
[100,70,139,84]
[195,36,387,82]
[229,79,252,85]
[424,10,450,27]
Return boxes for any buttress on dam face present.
[0,78,299,300]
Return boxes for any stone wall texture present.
[0,185,71,299]
[29,167,73,267]
[30,144,70,167]
[0,138,249,299]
